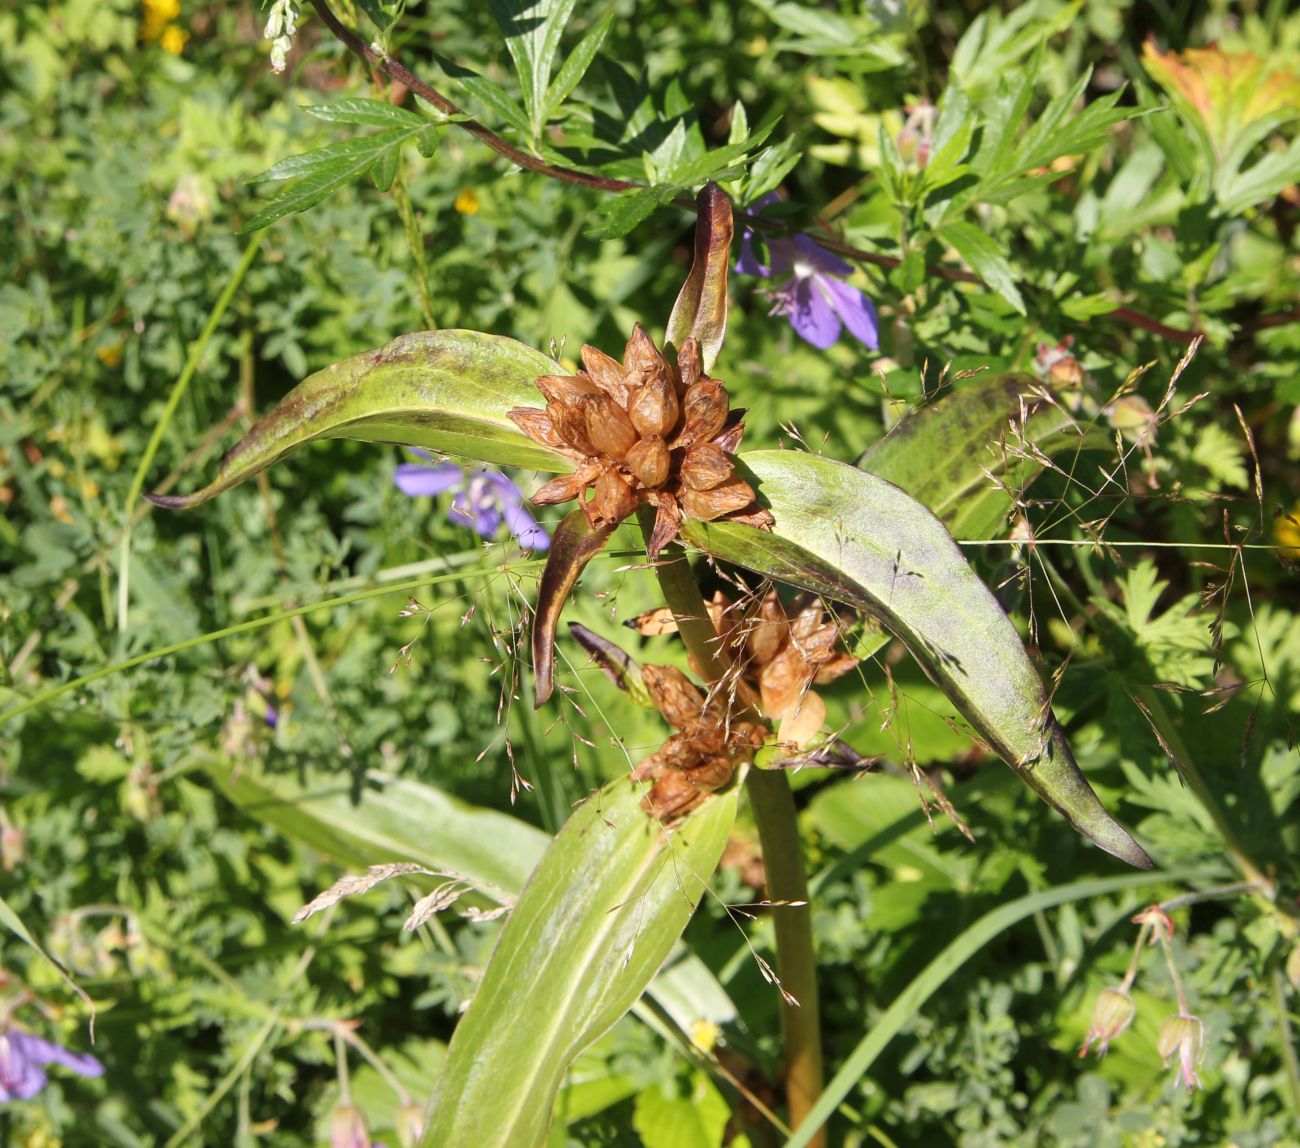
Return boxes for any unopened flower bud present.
[1106,395,1158,446]
[583,395,640,460]
[395,1103,426,1148]
[1077,987,1136,1059]
[537,373,600,405]
[1157,1012,1204,1091]
[330,1105,371,1148]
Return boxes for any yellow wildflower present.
[141,0,181,42]
[160,25,188,54]
[454,188,480,215]
[1275,503,1300,559]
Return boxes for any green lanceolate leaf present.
[665,182,734,374]
[421,774,739,1148]
[940,220,1026,314]
[203,754,548,898]
[858,373,1099,541]
[146,331,571,511]
[685,450,1152,869]
[533,509,617,707]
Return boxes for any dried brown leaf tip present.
[633,664,765,824]
[509,327,774,558]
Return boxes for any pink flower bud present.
[1077,986,1136,1059]
[1157,1013,1204,1091]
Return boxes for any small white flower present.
[264,0,300,74]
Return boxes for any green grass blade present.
[784,866,1210,1148]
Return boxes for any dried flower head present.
[509,327,774,559]
[633,587,858,749]
[632,664,765,823]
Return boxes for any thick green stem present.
[638,511,825,1145]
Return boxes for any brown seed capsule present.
[537,373,600,405]
[627,372,680,438]
[680,443,734,491]
[746,594,788,667]
[643,664,707,732]
[626,435,671,489]
[727,505,776,531]
[579,344,629,401]
[588,467,638,529]
[760,645,808,718]
[676,337,702,391]
[583,395,639,460]
[647,493,682,559]
[624,323,667,376]
[531,471,588,507]
[680,378,729,445]
[711,416,746,455]
[507,407,571,453]
[680,477,758,522]
[548,400,597,456]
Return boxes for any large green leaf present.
[203,755,549,898]
[685,450,1151,869]
[421,776,739,1147]
[858,373,1100,541]
[146,331,570,511]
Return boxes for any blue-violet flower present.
[0,1029,104,1100]
[735,207,879,351]
[394,453,550,551]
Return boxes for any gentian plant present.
[149,182,1150,1147]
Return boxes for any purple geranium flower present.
[394,452,550,551]
[735,204,879,352]
[0,1029,104,1100]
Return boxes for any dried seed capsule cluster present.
[632,665,765,822]
[509,325,774,557]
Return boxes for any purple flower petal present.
[451,486,501,539]
[394,462,464,498]
[501,500,550,551]
[784,277,842,349]
[822,276,880,350]
[735,231,773,278]
[0,1032,104,1100]
[790,233,853,278]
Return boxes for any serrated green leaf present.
[590,185,680,238]
[250,129,415,184]
[304,98,428,129]
[940,220,1026,314]
[544,12,613,119]
[685,450,1151,869]
[490,0,578,141]
[1217,134,1300,215]
[145,331,571,510]
[458,72,534,137]
[421,775,738,1148]
[370,143,399,192]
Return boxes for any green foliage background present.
[2,0,1298,1144]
